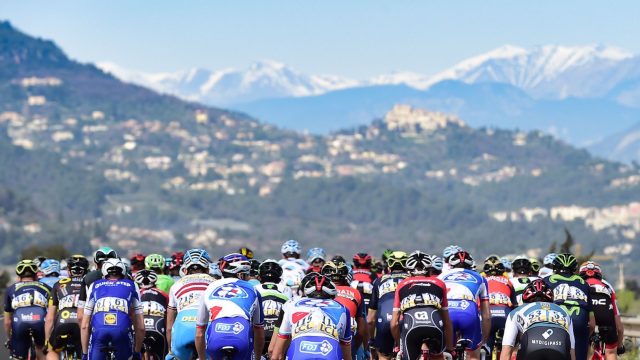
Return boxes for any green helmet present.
[386,251,408,271]
[145,254,165,271]
[552,253,577,274]
[382,249,394,262]
[94,246,117,265]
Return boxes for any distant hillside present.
[0,21,639,280]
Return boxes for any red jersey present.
[335,285,364,319]
[485,275,518,308]
[393,276,448,312]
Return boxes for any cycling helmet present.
[183,249,211,273]
[331,255,347,264]
[353,253,373,269]
[130,253,146,272]
[483,256,506,276]
[16,259,39,277]
[170,251,184,271]
[381,249,394,263]
[448,250,474,269]
[552,253,578,274]
[134,269,158,288]
[530,258,541,273]
[281,240,301,256]
[306,247,326,263]
[579,261,602,280]
[144,254,165,271]
[386,251,408,271]
[301,273,337,299]
[68,255,90,276]
[102,258,127,277]
[209,262,222,278]
[259,259,283,283]
[443,245,463,261]
[500,257,512,272]
[219,253,251,278]
[543,253,557,267]
[321,260,350,284]
[40,259,60,276]
[522,278,553,303]
[94,247,118,265]
[249,259,260,277]
[239,247,254,259]
[33,256,47,267]
[512,256,532,275]
[405,251,434,276]
[60,259,68,271]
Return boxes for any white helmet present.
[102,258,127,277]
[281,239,301,255]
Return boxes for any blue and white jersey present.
[39,276,62,289]
[195,278,264,327]
[278,297,352,359]
[83,278,142,329]
[502,302,575,349]
[438,268,489,310]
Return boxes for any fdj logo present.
[215,322,245,334]
[211,285,248,299]
[299,340,333,356]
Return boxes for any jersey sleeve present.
[252,290,264,326]
[393,279,405,311]
[508,282,518,309]
[130,284,143,315]
[4,286,13,313]
[277,302,292,338]
[49,283,60,307]
[501,311,519,347]
[195,291,209,328]
[368,278,380,310]
[83,283,96,316]
[340,307,353,344]
[168,281,177,310]
[479,276,489,302]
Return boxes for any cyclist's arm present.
[80,303,92,354]
[252,291,265,357]
[194,293,209,360]
[195,325,206,360]
[588,311,595,336]
[340,342,352,360]
[269,303,286,358]
[166,307,176,352]
[499,313,518,360]
[390,309,400,343]
[253,326,265,359]
[129,295,144,354]
[3,312,10,339]
[366,308,377,340]
[44,304,56,347]
[439,308,454,351]
[480,300,491,344]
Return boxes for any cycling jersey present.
[368,271,407,355]
[167,273,215,360]
[585,277,619,348]
[394,276,448,359]
[351,268,376,308]
[154,274,175,294]
[196,278,264,360]
[255,283,290,354]
[277,297,352,360]
[40,275,62,289]
[439,268,489,350]
[484,274,517,352]
[48,276,83,355]
[510,276,538,306]
[4,280,51,359]
[140,287,169,358]
[279,259,307,295]
[503,302,574,360]
[83,278,142,360]
[77,269,103,309]
[544,274,592,360]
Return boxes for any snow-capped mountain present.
[98,60,358,105]
[427,44,640,99]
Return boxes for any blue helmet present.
[219,253,251,278]
[40,259,60,276]
[281,239,301,255]
[183,249,211,271]
[442,245,463,261]
[543,253,557,266]
[306,247,326,263]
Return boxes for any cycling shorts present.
[206,317,253,360]
[487,307,510,351]
[400,307,445,360]
[10,307,46,359]
[373,301,394,355]
[88,324,134,360]
[597,325,619,350]
[448,301,482,350]
[50,322,81,355]
[567,307,589,360]
[518,325,570,360]
[167,310,197,360]
[288,335,344,360]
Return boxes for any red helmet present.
[353,253,372,269]
[169,251,184,270]
[130,253,146,272]
[522,279,553,303]
[579,261,602,280]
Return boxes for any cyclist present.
[539,253,557,278]
[80,257,144,360]
[59,259,69,279]
[579,261,624,359]
[279,240,308,295]
[391,251,453,360]
[39,259,62,289]
[544,253,595,360]
[4,259,51,359]
[441,245,462,274]
[500,257,512,278]
[482,255,518,358]
[77,247,118,322]
[322,260,368,359]
[272,273,353,360]
[247,259,261,286]
[500,279,576,360]
[168,252,183,281]
[44,255,88,360]
[367,250,408,360]
[306,247,327,274]
[165,249,215,360]
[438,249,490,360]
[145,254,175,293]
[130,253,146,274]
[134,269,169,359]
[194,253,264,359]
[255,260,291,357]
[351,253,376,308]
[510,256,536,305]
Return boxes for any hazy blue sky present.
[2,1,639,78]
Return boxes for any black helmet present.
[68,255,90,276]
[512,256,532,275]
[259,259,283,283]
[301,273,337,299]
[552,253,578,275]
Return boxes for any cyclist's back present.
[48,275,84,356]
[482,256,518,352]
[136,270,170,358]
[368,269,407,358]
[255,260,290,356]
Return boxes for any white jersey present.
[279,259,307,294]
[195,278,263,327]
[168,273,215,313]
[502,302,575,349]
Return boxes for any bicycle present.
[102,342,117,360]
[59,333,81,360]
[419,338,444,360]
[490,329,503,360]
[27,328,36,360]
[443,339,472,360]
[221,346,236,360]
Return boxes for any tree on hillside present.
[21,244,69,260]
